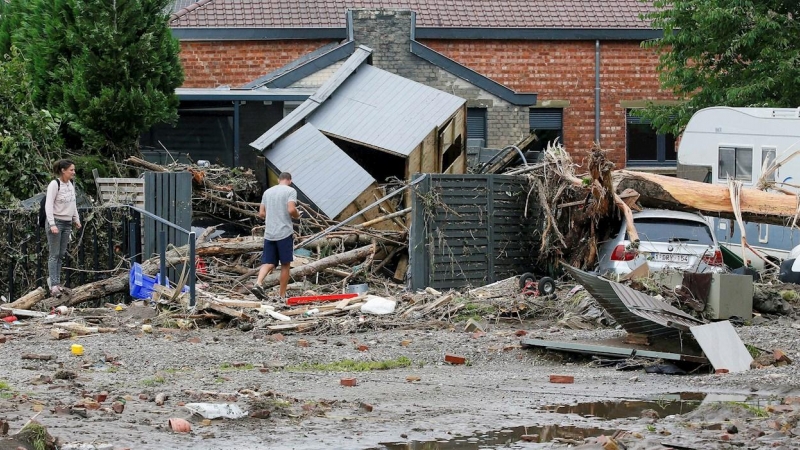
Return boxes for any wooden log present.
[124,156,167,172]
[353,208,411,229]
[261,244,375,289]
[614,170,800,226]
[21,354,54,360]
[8,287,46,310]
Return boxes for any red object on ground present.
[2,316,18,323]
[444,354,466,365]
[340,378,358,387]
[286,293,358,306]
[549,375,575,384]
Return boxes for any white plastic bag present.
[184,403,248,419]
[360,295,396,315]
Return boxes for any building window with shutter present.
[466,108,487,148]
[626,109,676,166]
[529,108,563,151]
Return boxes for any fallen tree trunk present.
[8,287,46,309]
[614,170,800,226]
[261,244,375,288]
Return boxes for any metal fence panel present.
[410,174,540,290]
[144,172,192,282]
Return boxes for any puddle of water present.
[541,392,782,420]
[378,424,616,449]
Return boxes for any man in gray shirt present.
[253,172,300,300]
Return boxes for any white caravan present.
[676,106,800,268]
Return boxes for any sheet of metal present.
[264,123,375,219]
[309,64,466,156]
[564,266,705,336]
[520,338,707,364]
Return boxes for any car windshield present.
[627,218,715,246]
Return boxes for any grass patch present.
[287,356,412,372]
[164,367,192,374]
[0,380,13,399]
[745,344,762,359]
[454,303,496,322]
[727,401,768,418]
[141,375,166,387]
[220,362,255,371]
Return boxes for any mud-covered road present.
[1,318,799,449]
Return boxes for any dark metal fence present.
[409,173,541,290]
[0,206,140,304]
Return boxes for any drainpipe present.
[595,40,601,144]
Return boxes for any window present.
[718,146,753,182]
[762,147,777,181]
[466,108,487,147]
[529,108,563,151]
[626,109,676,165]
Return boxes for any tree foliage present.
[641,0,800,135]
[0,48,63,207]
[4,0,184,157]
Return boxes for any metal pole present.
[159,230,167,287]
[189,231,196,307]
[128,221,137,268]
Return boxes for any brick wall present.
[422,39,674,166]
[351,9,528,149]
[180,40,336,88]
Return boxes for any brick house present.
[158,0,676,172]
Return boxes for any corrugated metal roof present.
[564,266,706,337]
[250,46,372,151]
[308,64,465,156]
[264,123,375,218]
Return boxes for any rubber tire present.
[518,272,537,290]
[538,277,556,296]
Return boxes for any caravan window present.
[718,146,752,182]
[762,148,777,181]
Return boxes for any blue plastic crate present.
[129,262,185,300]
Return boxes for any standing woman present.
[45,159,81,297]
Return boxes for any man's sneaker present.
[50,286,62,298]
[250,284,266,300]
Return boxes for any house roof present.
[308,64,465,156]
[170,0,657,29]
[265,123,376,218]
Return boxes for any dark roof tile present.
[170,0,656,29]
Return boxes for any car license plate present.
[653,253,689,263]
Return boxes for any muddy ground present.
[1,312,800,450]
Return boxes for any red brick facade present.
[422,39,674,165]
[180,40,336,88]
[178,39,673,166]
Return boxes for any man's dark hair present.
[279,172,292,181]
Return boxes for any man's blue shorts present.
[262,235,294,265]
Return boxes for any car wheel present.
[519,272,536,290]
[538,277,556,296]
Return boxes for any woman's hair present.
[53,159,75,176]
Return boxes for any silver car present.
[596,209,725,277]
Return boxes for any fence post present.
[189,231,196,307]
[159,230,167,287]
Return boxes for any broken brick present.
[340,378,357,387]
[271,333,285,342]
[774,349,792,364]
[360,402,374,412]
[400,339,411,347]
[297,339,309,347]
[520,434,538,442]
[0,336,7,344]
[357,345,369,352]
[111,401,125,414]
[250,409,271,419]
[715,369,730,374]
[93,392,108,403]
[471,331,485,339]
[406,375,421,382]
[444,354,466,365]
[515,330,528,337]
[188,337,201,344]
[549,375,574,384]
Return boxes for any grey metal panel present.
[520,338,708,364]
[530,108,563,129]
[176,87,314,101]
[264,123,375,219]
[250,100,320,151]
[410,173,539,290]
[309,64,466,157]
[564,266,705,337]
[250,46,372,152]
[144,172,192,281]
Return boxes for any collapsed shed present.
[250,45,467,222]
